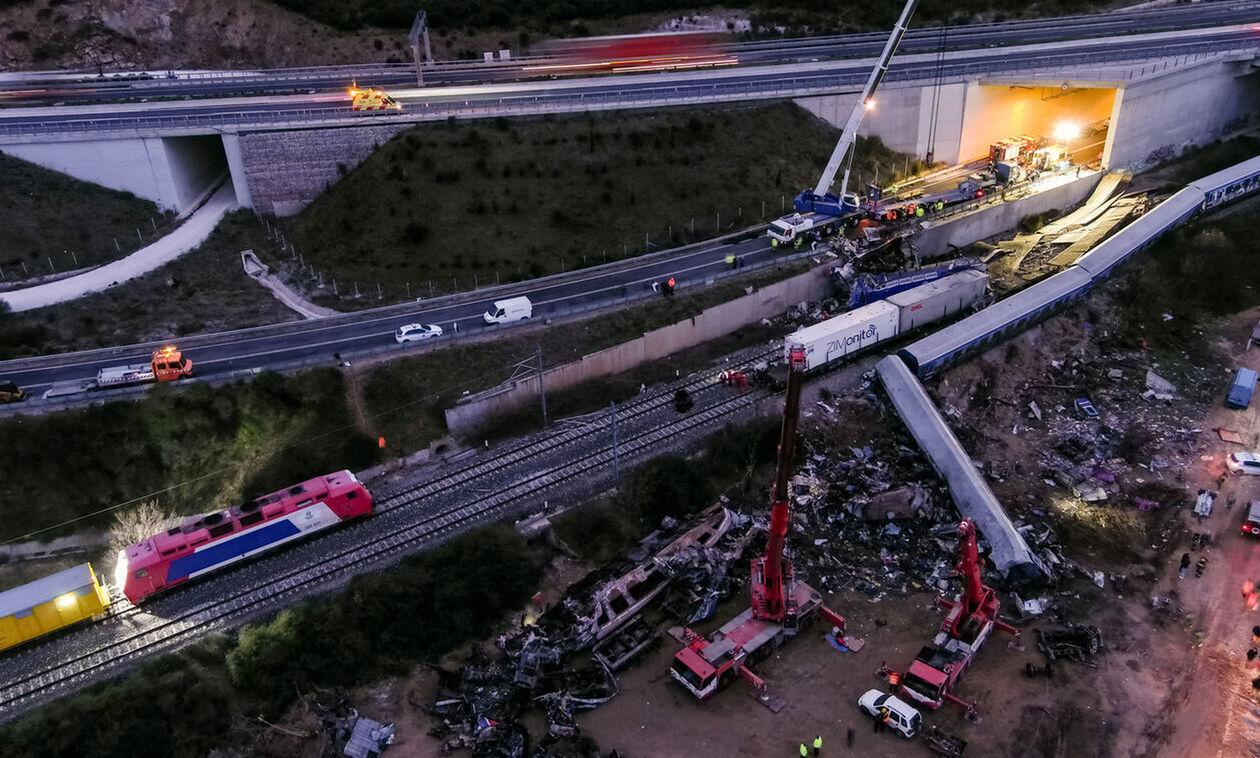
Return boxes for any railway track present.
[0,345,781,720]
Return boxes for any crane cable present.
[925,24,948,166]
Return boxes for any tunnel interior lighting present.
[1054,123,1081,141]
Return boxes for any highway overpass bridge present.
[1,23,1258,215]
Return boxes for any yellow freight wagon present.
[0,563,111,652]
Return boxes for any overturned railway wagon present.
[0,563,112,652]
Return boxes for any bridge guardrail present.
[3,39,1256,139]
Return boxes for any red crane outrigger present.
[897,518,1019,716]
[669,349,853,701]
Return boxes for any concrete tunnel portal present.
[960,82,1118,169]
[0,133,233,217]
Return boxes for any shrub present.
[403,221,429,243]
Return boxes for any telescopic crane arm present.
[955,519,986,619]
[809,0,921,206]
[751,348,807,621]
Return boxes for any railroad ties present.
[0,347,778,720]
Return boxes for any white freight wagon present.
[885,269,988,333]
[785,300,899,371]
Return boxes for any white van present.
[483,296,533,325]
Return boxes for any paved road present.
[0,230,794,396]
[3,25,1257,136]
[4,1,1258,103]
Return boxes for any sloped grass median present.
[0,211,297,358]
[0,152,172,283]
[285,104,909,304]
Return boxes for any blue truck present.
[1227,368,1258,409]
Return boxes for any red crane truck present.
[897,519,1019,717]
[670,348,853,700]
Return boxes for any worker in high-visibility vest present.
[799,743,807,757]
[813,735,822,755]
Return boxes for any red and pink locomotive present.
[115,470,372,604]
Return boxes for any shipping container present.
[785,301,899,371]
[0,563,111,652]
[886,270,988,334]
[1227,367,1258,409]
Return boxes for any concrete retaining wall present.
[1106,59,1260,168]
[1,134,227,213]
[444,265,832,433]
[796,81,969,164]
[235,123,412,216]
[915,172,1099,258]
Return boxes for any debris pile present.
[312,692,397,758]
[1036,624,1102,663]
[426,507,755,756]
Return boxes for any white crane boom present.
[812,0,921,203]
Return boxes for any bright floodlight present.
[1054,123,1081,141]
[55,593,77,610]
[864,98,876,110]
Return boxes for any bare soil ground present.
[257,251,1260,758]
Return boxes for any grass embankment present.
[0,211,297,359]
[0,259,799,544]
[1110,200,1260,369]
[362,262,807,452]
[0,370,378,542]
[0,429,779,757]
[552,419,778,563]
[0,152,173,283]
[1158,135,1260,186]
[283,104,912,304]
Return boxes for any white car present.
[394,323,443,343]
[858,689,921,739]
[1227,452,1260,475]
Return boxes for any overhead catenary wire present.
[0,346,561,545]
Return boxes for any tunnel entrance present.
[159,134,231,216]
[960,82,1118,169]
[0,132,230,216]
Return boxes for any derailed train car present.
[0,563,112,652]
[899,155,1260,379]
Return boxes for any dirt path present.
[1162,337,1260,757]
[0,183,236,312]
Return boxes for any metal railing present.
[0,249,815,417]
[3,38,1256,139]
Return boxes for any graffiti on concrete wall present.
[1220,113,1251,136]
[1144,144,1176,164]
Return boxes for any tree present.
[109,500,173,556]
